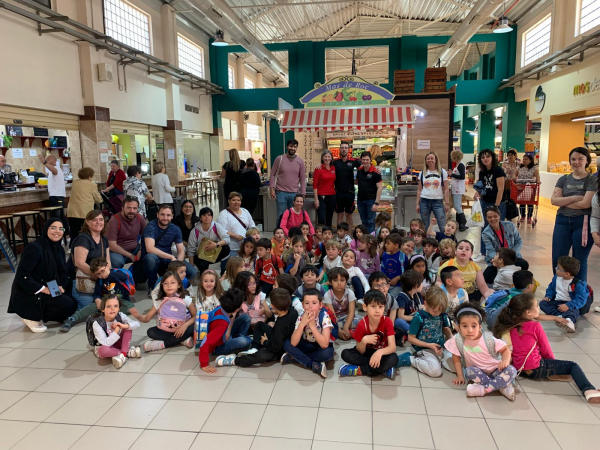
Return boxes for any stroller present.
[101,191,123,220]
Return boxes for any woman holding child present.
[9,219,77,333]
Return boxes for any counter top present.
[0,185,72,208]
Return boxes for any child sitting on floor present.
[485,270,534,328]
[87,294,141,369]
[540,256,591,333]
[233,271,271,328]
[324,267,358,340]
[408,218,426,237]
[494,293,600,404]
[439,239,456,265]
[439,266,468,313]
[276,273,304,316]
[491,248,521,291]
[409,254,432,293]
[216,288,299,368]
[319,239,343,280]
[381,234,408,298]
[336,222,352,249]
[239,237,257,272]
[255,238,284,296]
[286,235,307,282]
[422,238,441,282]
[341,249,370,300]
[197,269,223,313]
[427,218,458,243]
[339,289,399,378]
[412,229,426,255]
[394,270,423,338]
[396,286,454,377]
[294,265,326,298]
[351,225,368,251]
[368,271,399,325]
[282,288,335,378]
[271,227,287,258]
[356,234,381,276]
[446,302,516,401]
[220,256,243,291]
[150,261,191,302]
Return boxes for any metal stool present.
[0,214,18,255]
[11,211,43,247]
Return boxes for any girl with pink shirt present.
[494,293,600,404]
[350,225,367,251]
[233,271,272,328]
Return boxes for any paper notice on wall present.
[100,153,109,162]
[99,141,108,151]
[12,148,23,158]
[168,149,175,159]
[29,149,37,157]
[417,140,430,150]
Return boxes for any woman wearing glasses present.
[67,167,103,240]
[9,219,77,333]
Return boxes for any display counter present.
[0,184,73,213]
[395,184,418,228]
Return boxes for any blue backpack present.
[193,306,230,349]
[319,307,339,341]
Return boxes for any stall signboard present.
[327,130,397,138]
[300,76,394,108]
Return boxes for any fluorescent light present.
[494,107,503,117]
[212,30,228,46]
[495,119,501,125]
[493,17,513,33]
[573,114,600,122]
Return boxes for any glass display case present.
[379,166,397,200]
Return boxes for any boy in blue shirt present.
[439,266,468,313]
[396,286,454,377]
[484,270,534,328]
[60,257,136,332]
[381,233,408,298]
[541,256,591,333]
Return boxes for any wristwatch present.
[374,202,379,205]
[216,242,220,248]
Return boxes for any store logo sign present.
[573,78,600,96]
[534,86,546,113]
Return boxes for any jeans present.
[357,199,376,233]
[522,358,596,394]
[317,194,337,226]
[283,338,334,368]
[147,324,194,348]
[479,200,506,256]
[110,244,140,269]
[465,366,517,392]
[142,253,197,289]
[350,276,365,300]
[214,314,252,355]
[552,213,593,282]
[419,198,446,232]
[71,280,95,310]
[275,191,297,222]
[453,193,463,215]
[539,300,581,324]
[394,318,410,334]
[341,347,399,377]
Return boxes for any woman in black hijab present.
[8,218,77,333]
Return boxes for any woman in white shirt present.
[416,151,450,231]
[151,161,175,206]
[216,192,256,272]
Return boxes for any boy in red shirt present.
[338,289,399,378]
[198,288,250,373]
[256,238,284,295]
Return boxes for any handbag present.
[76,269,96,294]
[505,198,519,220]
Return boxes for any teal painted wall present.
[478,110,496,151]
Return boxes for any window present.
[244,76,255,89]
[177,34,204,78]
[228,66,235,89]
[581,0,600,34]
[523,15,552,66]
[247,124,261,140]
[104,0,151,54]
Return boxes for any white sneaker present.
[238,348,259,356]
[182,337,194,348]
[127,347,142,358]
[143,340,165,352]
[22,319,47,333]
[556,318,576,333]
[112,353,127,369]
[594,306,600,313]
[499,384,516,402]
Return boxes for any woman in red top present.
[103,160,126,196]
[313,150,336,226]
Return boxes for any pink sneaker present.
[466,384,485,397]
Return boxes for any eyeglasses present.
[49,226,66,232]
[372,282,389,289]
[248,282,257,287]
[555,266,564,272]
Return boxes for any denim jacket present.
[544,276,588,310]
[482,221,523,263]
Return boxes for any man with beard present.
[269,139,306,220]
[142,204,197,291]
[106,196,147,269]
[333,142,361,231]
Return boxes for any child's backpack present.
[454,331,499,368]
[157,296,191,332]
[571,280,594,315]
[318,306,339,341]
[85,312,123,346]
[114,268,136,295]
[276,208,309,230]
[194,306,231,349]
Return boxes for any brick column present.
[79,106,111,182]
[164,120,184,184]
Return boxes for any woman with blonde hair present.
[416,151,449,231]
[151,161,175,206]
[450,150,468,231]
[221,148,246,198]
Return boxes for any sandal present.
[585,390,600,403]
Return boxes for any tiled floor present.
[1,203,600,449]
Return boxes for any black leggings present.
[483,257,529,285]
[316,194,336,227]
[41,294,77,323]
[147,324,194,348]
[68,218,85,241]
[194,245,231,273]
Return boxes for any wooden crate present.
[395,84,415,94]
[425,67,447,80]
[394,69,415,81]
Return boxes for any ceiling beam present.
[230,0,393,9]
[326,58,389,75]
[328,16,358,40]
[359,0,396,34]
[412,6,469,32]
[274,3,355,40]
[457,43,472,75]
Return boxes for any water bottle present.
[353,167,357,179]
[0,132,4,148]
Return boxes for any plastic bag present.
[467,200,485,227]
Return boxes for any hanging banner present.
[300,75,395,108]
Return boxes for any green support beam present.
[478,109,496,151]
[502,91,528,153]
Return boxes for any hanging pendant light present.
[212,30,228,46]
[494,16,513,33]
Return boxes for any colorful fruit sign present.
[300,75,394,108]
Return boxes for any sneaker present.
[143,340,165,352]
[127,347,142,358]
[556,318,576,333]
[594,306,600,313]
[238,348,259,357]
[112,353,127,369]
[466,384,485,397]
[396,352,412,368]
[182,337,194,348]
[519,217,525,222]
[312,361,328,378]
[385,367,396,379]
[216,354,237,366]
[22,319,47,333]
[499,384,516,402]
[280,353,293,365]
[59,317,76,333]
[527,217,532,224]
[338,364,360,377]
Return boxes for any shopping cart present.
[510,180,540,228]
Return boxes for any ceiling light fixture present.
[212,30,228,47]
[573,114,600,122]
[494,17,513,33]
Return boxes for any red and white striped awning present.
[279,105,416,133]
